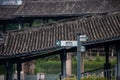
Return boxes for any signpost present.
[56,34,88,80]
[77,34,88,80]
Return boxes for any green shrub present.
[64,76,107,80]
[81,76,106,80]
[95,55,102,62]
[64,76,76,80]
[64,77,76,80]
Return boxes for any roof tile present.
[0,14,120,58]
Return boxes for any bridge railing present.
[81,65,117,80]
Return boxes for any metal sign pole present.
[77,34,81,80]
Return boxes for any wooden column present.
[60,51,67,79]
[5,61,13,80]
[29,20,33,27]
[104,45,111,80]
[43,19,49,23]
[116,45,120,80]
[23,61,35,75]
[66,52,72,77]
[17,62,22,80]
[2,24,6,32]
[18,21,24,30]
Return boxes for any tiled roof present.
[0,5,19,20]
[14,0,120,17]
[0,0,119,20]
[0,14,120,58]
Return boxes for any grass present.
[35,56,117,74]
[35,60,61,74]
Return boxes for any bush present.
[64,77,76,80]
[81,76,106,80]
[64,76,76,80]
[95,55,103,62]
[64,76,106,80]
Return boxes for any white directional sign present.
[56,41,77,47]
[81,46,86,52]
[61,41,77,47]
[1,0,22,5]
[80,35,88,42]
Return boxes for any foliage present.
[64,75,76,80]
[95,55,104,62]
[35,60,61,74]
[64,77,76,80]
[64,76,107,80]
[6,24,18,30]
[35,56,116,74]
[0,64,5,74]
[84,56,105,71]
[81,76,106,80]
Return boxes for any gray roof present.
[0,5,19,20]
[0,13,120,58]
[0,0,120,20]
[14,0,120,17]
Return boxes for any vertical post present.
[116,46,120,80]
[3,24,6,33]
[60,50,67,80]
[77,34,81,80]
[17,62,22,80]
[5,61,13,80]
[104,45,111,80]
[105,45,109,63]
[18,20,24,30]
[66,52,72,77]
[29,20,33,27]
[43,19,49,23]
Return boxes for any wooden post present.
[29,20,33,27]
[17,62,22,80]
[116,45,120,80]
[104,45,111,80]
[66,52,72,77]
[60,51,67,79]
[3,24,6,33]
[23,61,35,75]
[18,20,24,30]
[5,61,13,80]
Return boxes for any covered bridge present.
[0,13,120,80]
[0,0,120,80]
